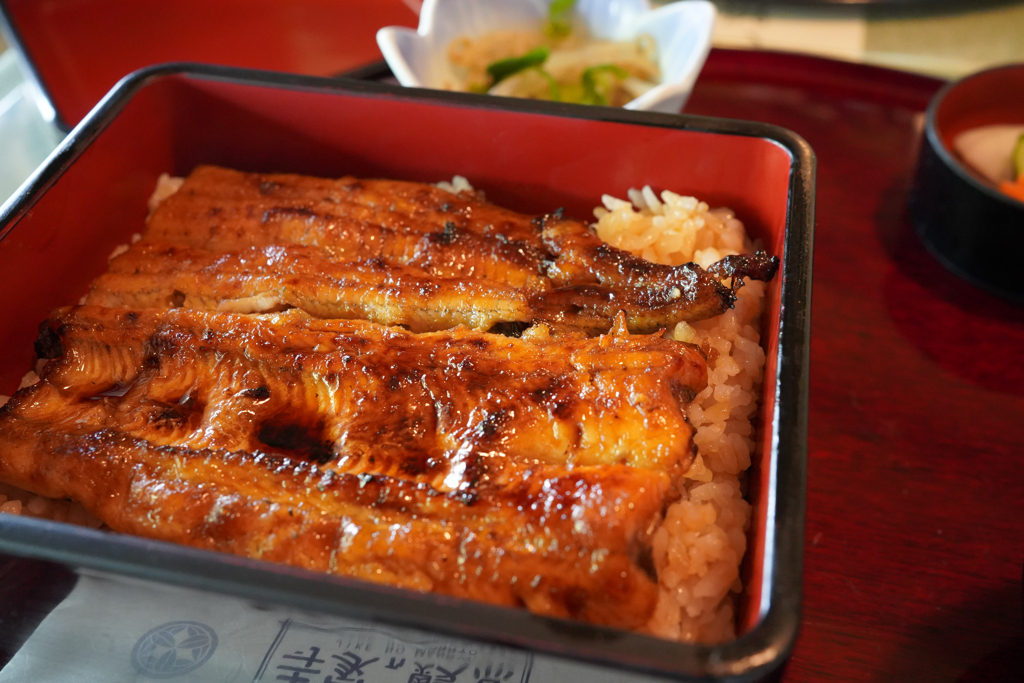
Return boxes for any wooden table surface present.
[1,49,1023,682]
[688,50,1024,682]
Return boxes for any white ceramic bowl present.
[377,0,716,113]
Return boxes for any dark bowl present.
[0,64,813,681]
[908,63,1024,304]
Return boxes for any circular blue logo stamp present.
[131,621,218,679]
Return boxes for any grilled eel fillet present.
[0,306,708,629]
[88,242,750,334]
[142,165,778,332]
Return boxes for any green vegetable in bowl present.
[581,64,631,106]
[451,0,658,108]
[544,0,577,38]
[484,46,551,87]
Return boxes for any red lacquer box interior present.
[0,65,813,681]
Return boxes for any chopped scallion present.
[580,64,630,106]
[485,46,551,87]
[544,0,577,38]
[533,67,562,101]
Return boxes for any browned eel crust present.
[0,305,708,629]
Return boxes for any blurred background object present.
[710,1,1024,78]
[0,48,62,205]
[2,0,1024,207]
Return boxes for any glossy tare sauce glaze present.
[0,305,705,628]
[140,166,777,333]
[0,166,776,631]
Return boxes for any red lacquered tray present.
[687,50,1024,682]
[2,48,1023,681]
